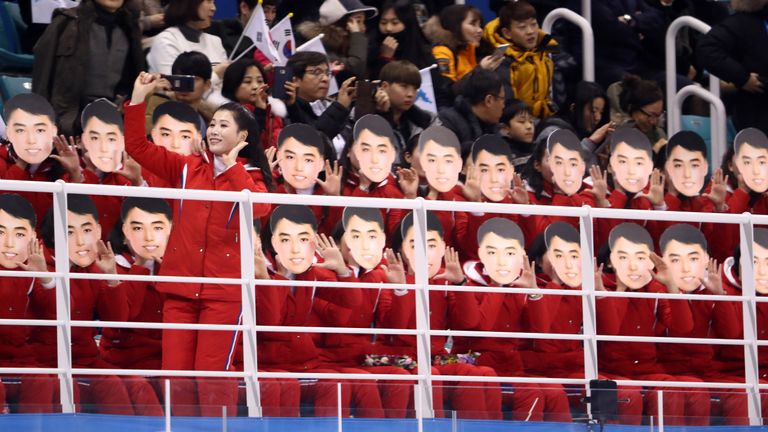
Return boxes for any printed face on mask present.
[475,150,513,202]
[548,143,585,196]
[271,218,316,275]
[122,208,172,263]
[753,242,768,295]
[7,108,56,165]
[734,142,768,193]
[277,137,325,191]
[665,146,707,197]
[609,142,653,194]
[67,211,102,268]
[151,115,200,156]
[82,117,125,173]
[478,232,524,285]
[342,215,386,270]
[352,129,396,184]
[609,237,654,290]
[0,210,33,269]
[419,140,462,193]
[402,227,446,278]
[661,239,708,293]
[546,235,582,288]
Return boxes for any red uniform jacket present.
[0,272,40,365]
[340,174,406,237]
[257,266,361,371]
[81,169,133,239]
[522,280,621,374]
[594,189,658,252]
[99,254,164,369]
[713,188,768,261]
[447,261,550,375]
[656,284,741,376]
[454,197,538,260]
[432,186,469,251]
[124,102,271,302]
[530,186,597,240]
[274,183,336,235]
[28,263,129,367]
[597,275,694,376]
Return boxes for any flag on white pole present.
[270,13,295,66]
[0,114,6,140]
[415,65,438,114]
[240,2,280,63]
[296,34,339,95]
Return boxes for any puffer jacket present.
[424,15,478,82]
[484,18,557,118]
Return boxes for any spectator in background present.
[499,100,535,171]
[126,0,166,38]
[484,1,557,118]
[536,81,614,167]
[32,0,144,135]
[147,0,228,101]
[378,61,438,155]
[222,58,285,149]
[607,75,667,157]
[297,0,377,81]
[698,0,768,135]
[439,68,504,158]
[425,4,502,83]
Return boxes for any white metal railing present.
[0,179,765,425]
[542,8,595,82]
[665,17,725,166]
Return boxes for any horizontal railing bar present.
[422,201,589,217]
[589,207,749,224]
[0,180,62,193]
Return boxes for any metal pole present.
[581,0,591,24]
[740,214,762,425]
[337,382,343,432]
[542,8,594,82]
[580,207,598,420]
[165,378,171,432]
[412,198,435,418]
[53,183,74,413]
[674,85,728,171]
[238,191,262,417]
[657,390,665,432]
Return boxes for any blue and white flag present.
[235,1,280,63]
[415,65,438,114]
[270,13,295,66]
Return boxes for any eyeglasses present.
[305,67,332,78]
[639,108,665,120]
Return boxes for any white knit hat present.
[319,0,378,26]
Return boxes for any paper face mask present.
[544,222,582,288]
[660,224,709,293]
[753,228,768,295]
[477,218,525,286]
[733,128,768,194]
[351,115,396,184]
[609,223,654,290]
[4,93,57,165]
[150,101,201,156]
[122,204,172,263]
[608,128,654,194]
[277,124,326,191]
[0,209,32,269]
[664,131,708,197]
[417,126,463,193]
[400,211,446,278]
[546,129,585,196]
[270,205,318,275]
[342,208,386,271]
[81,99,125,173]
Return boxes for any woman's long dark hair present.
[521,139,548,199]
[369,0,435,70]
[212,103,274,191]
[221,58,268,104]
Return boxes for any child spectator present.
[378,61,438,154]
[439,69,504,158]
[170,51,223,124]
[126,72,272,416]
[499,100,535,171]
[32,0,145,135]
[283,51,356,157]
[147,0,228,101]
[484,1,557,118]
[425,4,502,83]
[536,81,614,167]
[450,218,572,421]
[222,58,286,149]
[297,0,377,80]
[1,94,83,224]
[521,139,556,205]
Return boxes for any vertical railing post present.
[739,214,762,425]
[542,8,594,82]
[53,182,74,413]
[674,86,728,171]
[412,198,434,418]
[238,190,262,417]
[580,207,598,418]
[581,0,591,24]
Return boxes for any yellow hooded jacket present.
[484,18,557,118]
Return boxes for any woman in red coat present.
[126,72,272,416]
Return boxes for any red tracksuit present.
[340,174,407,238]
[379,272,502,419]
[316,265,412,418]
[651,193,722,256]
[597,275,710,426]
[532,184,597,234]
[431,186,469,251]
[257,265,385,418]
[521,280,644,424]
[124,101,271,416]
[28,262,161,415]
[448,262,572,422]
[713,188,768,262]
[99,254,163,370]
[0,272,56,413]
[273,183,337,236]
[594,189,659,252]
[453,198,539,260]
[81,169,133,240]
